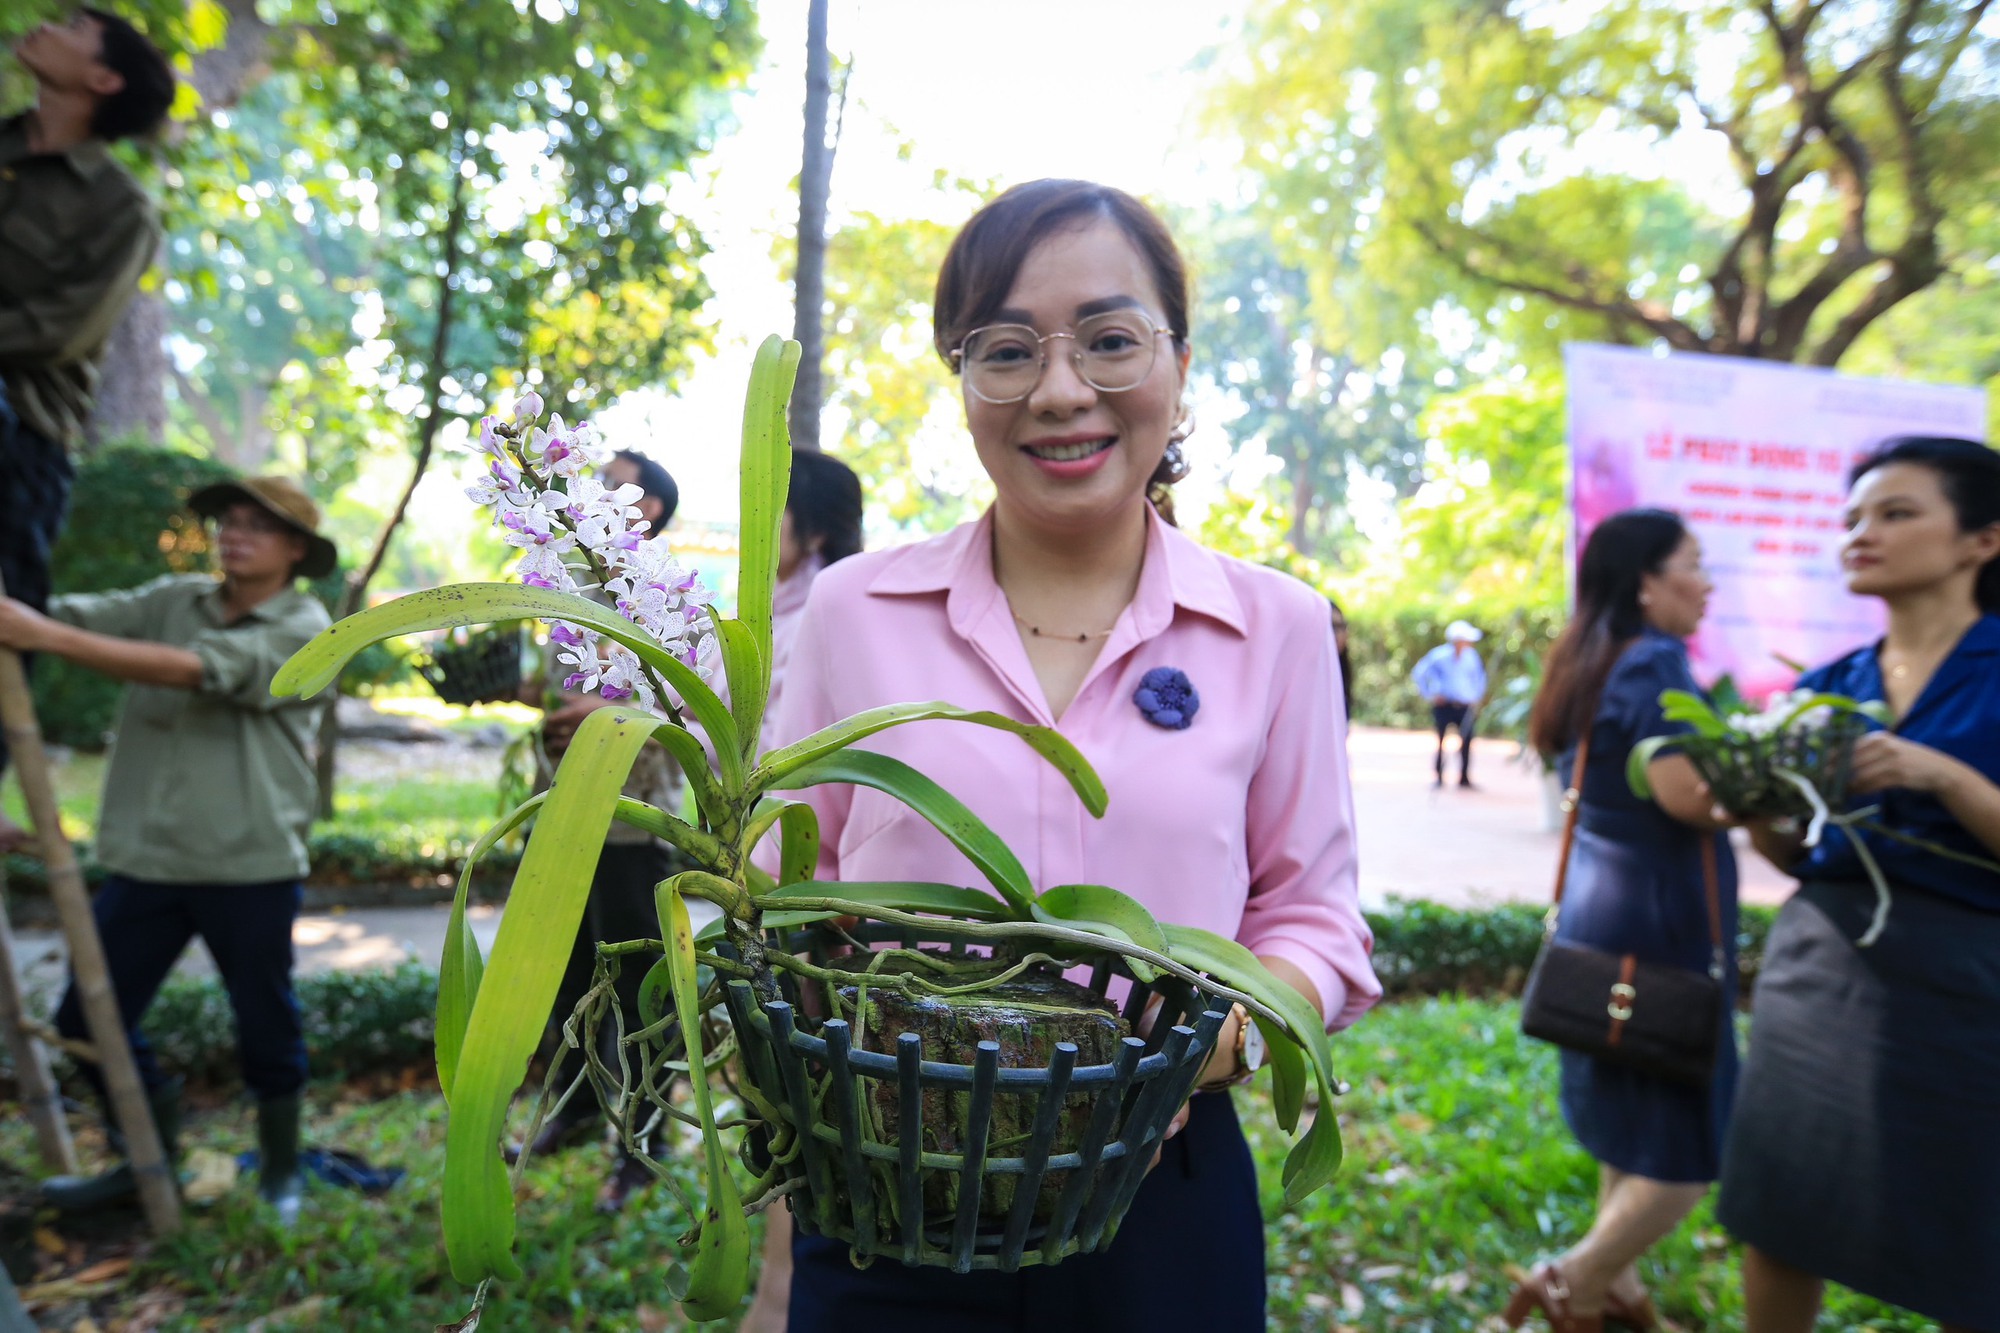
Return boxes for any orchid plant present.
[273,337,1351,1323]
[1628,688,1927,944]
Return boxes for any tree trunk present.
[788,0,834,453]
[82,294,168,450]
[313,165,469,818]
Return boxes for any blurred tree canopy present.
[1212,0,2000,369]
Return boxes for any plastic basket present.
[417,625,524,707]
[722,926,1228,1273]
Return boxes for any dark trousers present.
[54,874,307,1101]
[787,1090,1266,1333]
[0,381,76,774]
[545,842,670,1131]
[1432,702,1475,783]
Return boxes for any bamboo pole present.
[0,856,76,1172]
[0,583,179,1235]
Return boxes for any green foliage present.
[136,962,437,1086]
[29,443,236,748]
[277,340,1359,1303]
[6,992,1929,1330]
[1182,205,1430,560]
[1212,0,2000,370]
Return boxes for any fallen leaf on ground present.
[70,1257,131,1283]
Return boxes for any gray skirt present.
[1717,879,2000,1327]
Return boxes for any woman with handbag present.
[1512,508,1741,1332]
[1719,436,2000,1333]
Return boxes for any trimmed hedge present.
[1344,602,1563,735]
[3,830,522,899]
[1368,897,1779,996]
[3,900,1781,1092]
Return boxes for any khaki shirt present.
[534,633,683,847]
[51,576,332,884]
[0,115,162,445]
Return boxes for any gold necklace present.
[1011,609,1116,644]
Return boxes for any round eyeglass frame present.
[949,310,1178,405]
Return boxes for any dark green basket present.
[416,625,525,707]
[724,926,1227,1273]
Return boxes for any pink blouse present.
[765,507,1381,1031]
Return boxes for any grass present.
[1,996,1927,1331]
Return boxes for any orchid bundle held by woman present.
[271,332,1360,1328]
[1627,687,1889,837]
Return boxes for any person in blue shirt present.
[1720,436,2000,1333]
[1411,619,1487,788]
[1507,509,1739,1332]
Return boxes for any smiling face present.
[1638,532,1711,638]
[962,220,1187,537]
[1841,461,2000,602]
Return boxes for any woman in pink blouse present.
[766,179,1380,1333]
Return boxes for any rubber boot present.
[256,1093,306,1228]
[42,1077,183,1213]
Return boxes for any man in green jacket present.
[0,9,175,768]
[0,477,335,1224]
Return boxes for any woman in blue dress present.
[1721,437,2000,1333]
[1510,509,1740,1332]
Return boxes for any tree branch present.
[1410,219,1706,351]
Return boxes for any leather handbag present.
[1519,735,1727,1087]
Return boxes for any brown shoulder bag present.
[1518,735,1727,1087]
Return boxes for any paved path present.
[11,727,1797,989]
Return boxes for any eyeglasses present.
[950,309,1175,405]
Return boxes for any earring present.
[1639,593,1653,606]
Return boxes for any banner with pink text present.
[1565,344,1988,698]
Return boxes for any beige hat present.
[187,476,339,579]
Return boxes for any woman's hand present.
[1847,731,1969,798]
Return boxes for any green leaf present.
[436,791,547,1102]
[1159,923,1345,1205]
[768,749,1039,916]
[1032,884,1170,984]
[656,878,752,1319]
[271,583,743,791]
[713,617,769,764]
[775,803,819,888]
[1658,690,1727,738]
[1626,734,1678,799]
[438,706,657,1284]
[755,880,1012,920]
[755,702,1108,818]
[736,336,804,681]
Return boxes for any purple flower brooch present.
[1133,666,1199,731]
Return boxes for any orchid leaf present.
[1159,923,1345,1205]
[755,703,1107,818]
[735,336,802,688]
[754,879,1012,920]
[1032,884,1169,983]
[656,878,753,1319]
[438,705,656,1283]
[436,792,549,1102]
[271,583,742,791]
[714,616,768,766]
[768,749,1038,916]
[1626,734,1678,799]
[1658,690,1727,737]
[741,798,820,888]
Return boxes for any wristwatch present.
[1204,1003,1266,1090]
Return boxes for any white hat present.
[1445,619,1483,643]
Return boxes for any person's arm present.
[1847,731,2000,863]
[1645,753,1734,832]
[0,205,158,365]
[1239,600,1382,1036]
[1410,649,1440,703]
[0,597,201,688]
